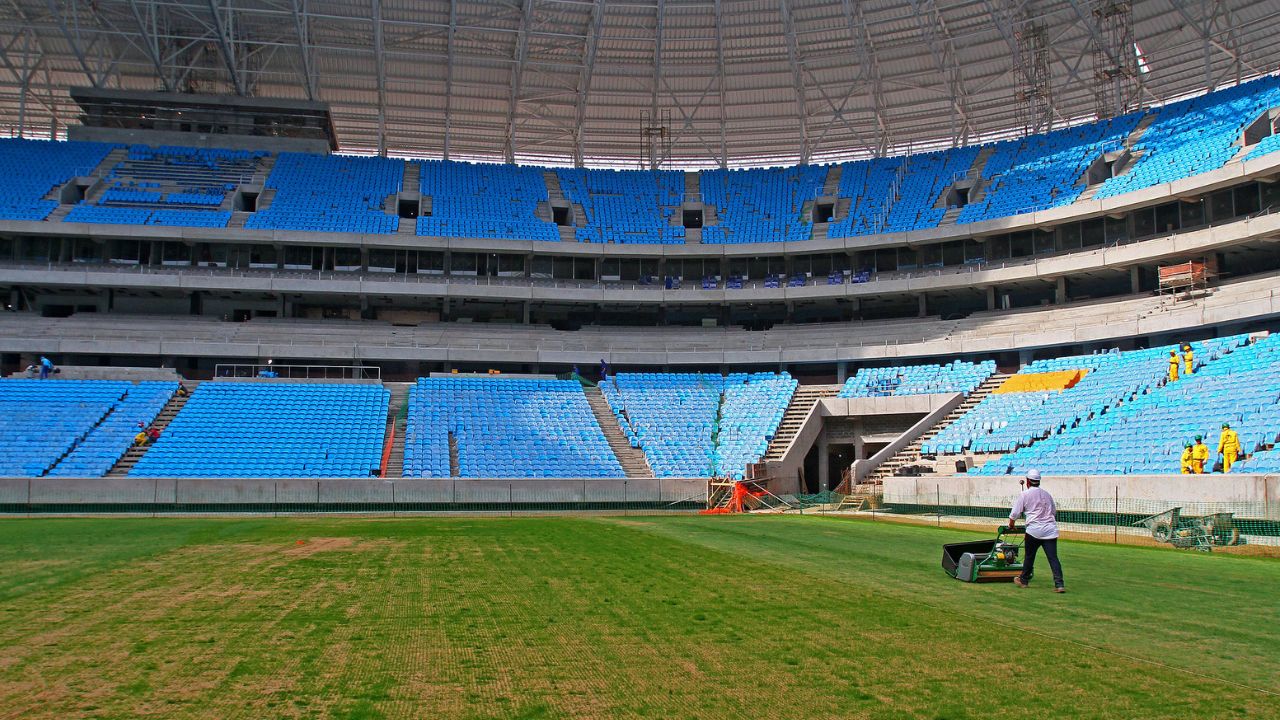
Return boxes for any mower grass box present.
[942,526,1025,583]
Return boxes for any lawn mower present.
[941,525,1025,583]
[1134,507,1244,551]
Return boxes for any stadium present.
[0,0,1278,717]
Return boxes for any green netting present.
[793,491,843,507]
[872,494,1280,549]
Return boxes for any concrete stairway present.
[106,382,198,477]
[684,171,700,198]
[448,432,460,477]
[822,164,843,195]
[764,384,844,462]
[402,160,420,193]
[382,382,411,479]
[543,170,566,203]
[583,385,655,478]
[867,372,1010,483]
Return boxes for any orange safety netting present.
[699,482,765,514]
[993,369,1089,394]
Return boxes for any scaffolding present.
[640,110,672,170]
[1092,0,1141,119]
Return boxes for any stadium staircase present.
[584,385,655,478]
[396,163,421,235]
[865,371,1010,483]
[1078,114,1159,202]
[106,381,197,477]
[382,382,410,478]
[764,384,843,461]
[822,164,843,195]
[448,432,460,477]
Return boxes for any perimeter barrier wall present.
[0,477,707,515]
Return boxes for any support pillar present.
[817,431,830,493]
[522,302,531,324]
[985,285,997,311]
[837,361,848,384]
[1129,266,1140,294]
[917,294,928,318]
[1054,277,1067,304]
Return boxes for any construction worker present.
[1183,344,1195,376]
[1191,435,1210,474]
[1167,350,1180,383]
[1218,423,1241,473]
[1180,442,1195,474]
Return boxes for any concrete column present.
[837,361,848,383]
[1018,349,1034,368]
[522,302,531,324]
[985,285,997,311]
[1055,277,1067,304]
[1129,266,1140,294]
[917,294,928,318]
[441,297,451,321]
[817,431,830,492]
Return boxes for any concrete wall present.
[883,474,1280,519]
[0,477,707,509]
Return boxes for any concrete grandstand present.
[0,0,1275,509]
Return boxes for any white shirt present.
[1010,486,1059,540]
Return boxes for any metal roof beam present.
[906,0,971,144]
[372,0,385,155]
[504,0,533,163]
[713,0,727,167]
[41,0,99,87]
[289,0,316,101]
[572,0,604,167]
[125,0,173,91]
[779,0,810,163]
[842,0,888,154]
[443,0,456,159]
[1172,0,1258,83]
[204,0,245,95]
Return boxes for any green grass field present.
[0,515,1276,719]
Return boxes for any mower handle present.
[999,526,1026,536]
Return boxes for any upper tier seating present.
[0,138,116,221]
[957,113,1143,223]
[838,360,995,398]
[129,382,388,477]
[827,146,979,238]
[63,145,263,229]
[927,338,1245,457]
[601,372,795,479]
[415,160,558,241]
[556,168,685,244]
[945,336,1258,474]
[403,377,622,478]
[246,153,402,234]
[64,205,232,227]
[715,374,798,477]
[0,379,140,476]
[700,165,827,244]
[48,381,177,477]
[1097,74,1280,199]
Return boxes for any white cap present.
[1025,469,1042,484]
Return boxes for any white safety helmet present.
[1025,469,1042,485]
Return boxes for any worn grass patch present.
[0,515,1275,719]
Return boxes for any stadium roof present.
[1,0,1278,167]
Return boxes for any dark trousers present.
[1021,534,1064,588]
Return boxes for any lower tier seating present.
[0,379,174,477]
[838,360,995,398]
[601,372,796,479]
[947,334,1270,475]
[130,382,388,477]
[48,381,176,477]
[403,377,622,478]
